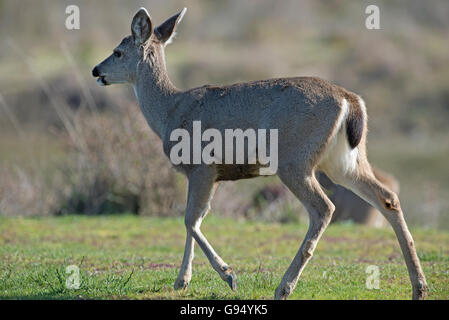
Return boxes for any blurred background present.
[0,0,448,229]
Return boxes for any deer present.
[92,7,428,299]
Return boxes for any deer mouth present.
[96,76,109,86]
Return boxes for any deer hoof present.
[225,271,237,291]
[274,285,290,300]
[174,278,189,290]
[412,281,428,300]
[221,266,237,291]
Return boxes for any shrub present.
[0,106,186,216]
[54,106,186,216]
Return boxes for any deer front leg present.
[175,166,237,291]
[174,167,212,290]
[174,233,195,290]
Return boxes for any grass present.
[0,214,448,300]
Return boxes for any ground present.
[0,215,448,300]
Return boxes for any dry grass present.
[54,107,186,216]
[0,105,185,217]
[0,1,448,229]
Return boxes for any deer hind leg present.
[175,166,237,292]
[275,164,335,300]
[330,159,428,299]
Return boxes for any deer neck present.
[133,58,179,139]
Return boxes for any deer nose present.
[92,66,100,77]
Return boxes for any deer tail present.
[344,94,366,149]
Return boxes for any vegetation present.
[0,1,448,300]
[1,215,448,299]
[1,1,448,229]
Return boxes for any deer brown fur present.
[92,7,428,300]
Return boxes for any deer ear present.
[154,8,187,45]
[131,8,153,45]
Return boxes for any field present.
[1,1,449,302]
[1,215,448,300]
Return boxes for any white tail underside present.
[318,98,358,177]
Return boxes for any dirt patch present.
[146,262,176,270]
[275,233,302,243]
[323,236,352,243]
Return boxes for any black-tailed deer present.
[92,7,427,299]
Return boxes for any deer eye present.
[114,51,122,58]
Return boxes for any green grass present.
[0,215,448,300]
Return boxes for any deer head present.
[92,7,186,86]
